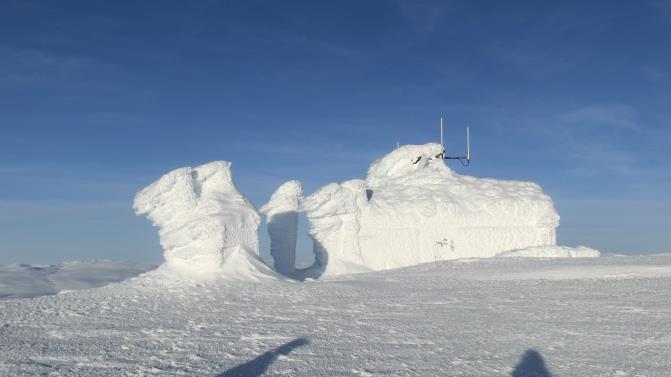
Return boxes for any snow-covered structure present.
[260,180,303,279]
[133,161,277,281]
[300,143,562,276]
[133,145,596,281]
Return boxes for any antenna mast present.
[440,117,444,151]
[440,117,471,166]
[466,126,470,161]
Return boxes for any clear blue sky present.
[1,0,670,265]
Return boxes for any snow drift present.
[133,161,277,281]
[301,143,563,276]
[497,245,600,258]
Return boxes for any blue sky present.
[1,0,670,265]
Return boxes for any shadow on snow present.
[512,349,553,377]
[216,338,310,377]
[215,341,552,376]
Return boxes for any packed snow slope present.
[498,245,600,259]
[133,161,278,281]
[1,254,670,376]
[302,143,562,276]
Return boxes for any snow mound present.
[134,161,278,281]
[497,245,601,258]
[302,143,562,276]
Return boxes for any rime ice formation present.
[260,180,303,278]
[133,161,277,281]
[497,245,600,258]
[134,144,595,281]
[302,143,563,276]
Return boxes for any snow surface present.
[1,255,670,376]
[497,245,600,259]
[133,161,278,281]
[302,143,561,276]
[0,261,151,300]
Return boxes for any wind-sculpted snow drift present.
[135,144,598,281]
[498,245,600,258]
[133,161,278,281]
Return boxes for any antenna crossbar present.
[440,118,470,166]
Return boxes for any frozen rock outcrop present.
[260,180,303,278]
[133,161,277,281]
[303,143,562,276]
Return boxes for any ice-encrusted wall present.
[133,145,588,282]
[301,143,560,276]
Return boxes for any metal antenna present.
[466,126,470,161]
[442,118,471,166]
[440,117,444,151]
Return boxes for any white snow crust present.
[1,255,670,376]
[260,180,303,220]
[133,161,277,281]
[302,143,561,276]
[497,245,601,258]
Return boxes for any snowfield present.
[0,261,151,300]
[2,145,661,376]
[1,254,670,376]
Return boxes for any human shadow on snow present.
[216,338,310,377]
[511,349,553,377]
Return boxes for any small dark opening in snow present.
[365,189,373,201]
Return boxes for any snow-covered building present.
[298,143,561,277]
[134,144,594,281]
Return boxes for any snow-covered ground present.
[1,254,670,376]
[0,261,152,300]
